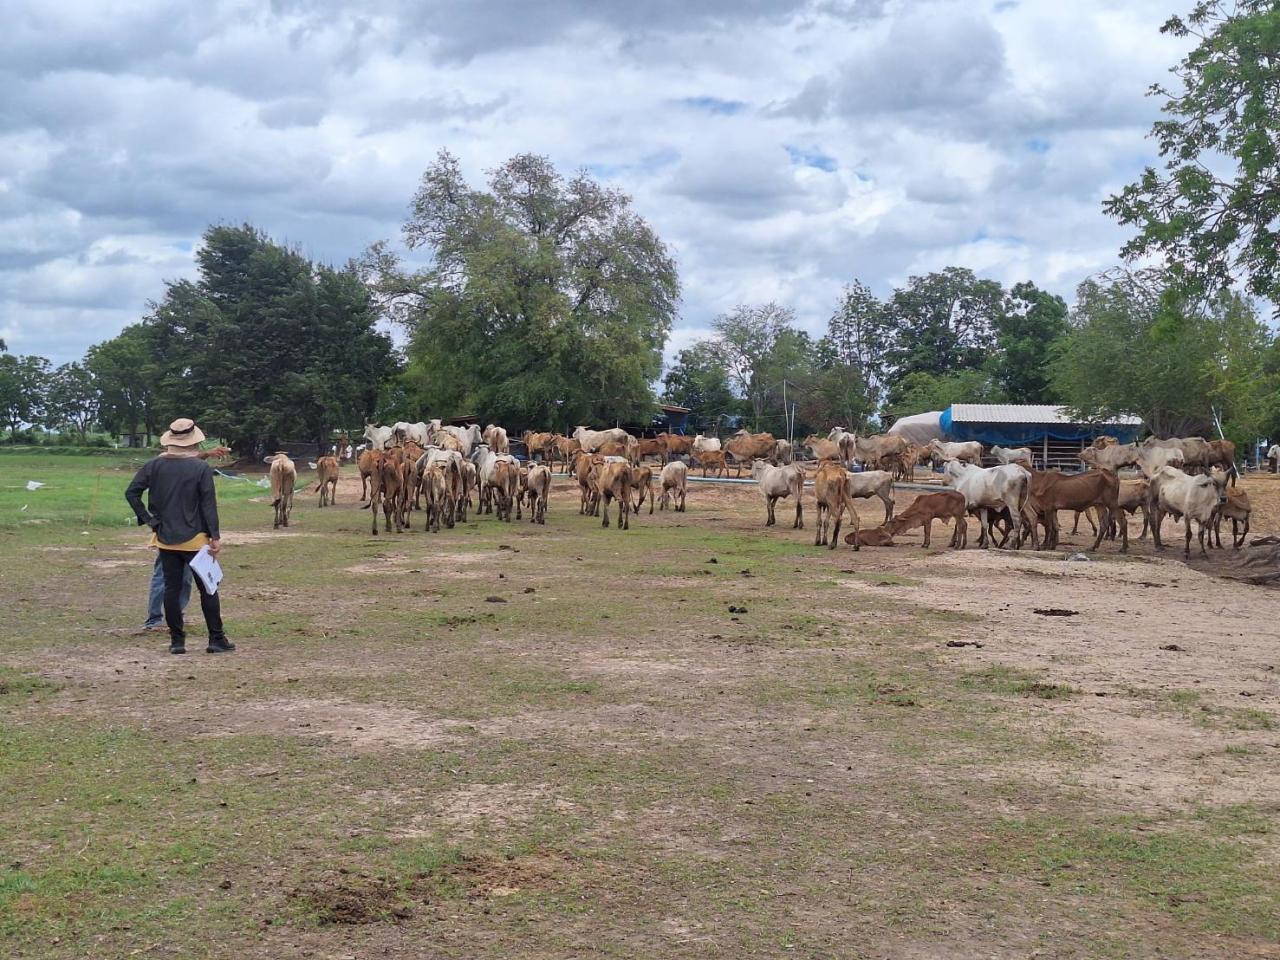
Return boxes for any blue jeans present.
[145,552,190,627]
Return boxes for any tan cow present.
[854,432,910,469]
[524,463,551,525]
[420,463,448,533]
[725,431,776,476]
[554,435,582,473]
[692,449,728,479]
[659,461,687,512]
[1211,490,1250,549]
[523,431,555,463]
[269,453,296,529]
[813,460,855,550]
[596,459,632,530]
[803,435,843,461]
[573,426,630,453]
[628,464,655,516]
[314,455,339,508]
[1079,443,1140,472]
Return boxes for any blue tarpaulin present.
[939,405,1142,446]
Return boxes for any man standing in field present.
[125,418,234,655]
[138,445,229,633]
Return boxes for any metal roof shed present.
[940,404,1143,470]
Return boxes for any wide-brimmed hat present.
[160,418,206,447]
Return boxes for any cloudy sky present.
[2,0,1190,365]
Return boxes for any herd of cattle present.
[258,421,1253,560]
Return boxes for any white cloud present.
[0,0,1193,362]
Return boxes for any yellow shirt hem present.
[150,532,211,551]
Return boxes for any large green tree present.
[1105,1,1280,306]
[821,280,894,410]
[1051,268,1275,439]
[661,342,739,429]
[374,152,678,429]
[886,267,1005,383]
[991,282,1069,403]
[86,323,162,442]
[0,348,50,441]
[43,362,99,442]
[140,224,395,454]
[707,303,802,431]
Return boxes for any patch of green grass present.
[986,813,1280,938]
[960,665,1077,700]
[0,449,261,531]
[0,666,58,699]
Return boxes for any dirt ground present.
[2,460,1279,959]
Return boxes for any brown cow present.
[844,525,896,547]
[635,438,665,463]
[725,431,776,476]
[1205,439,1237,486]
[575,453,603,515]
[358,447,378,504]
[884,490,968,549]
[657,432,692,462]
[596,459,632,530]
[314,455,339,507]
[1028,469,1123,552]
[369,451,405,536]
[1211,490,1250,549]
[628,464,655,516]
[692,449,728,479]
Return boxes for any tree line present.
[3,0,1278,454]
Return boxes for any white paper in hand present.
[189,545,224,594]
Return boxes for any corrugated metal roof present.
[947,404,1142,426]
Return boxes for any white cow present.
[471,444,519,516]
[441,424,483,457]
[573,426,630,453]
[945,461,1032,549]
[362,423,395,451]
[929,439,984,465]
[843,469,895,524]
[1079,443,1140,472]
[991,445,1032,466]
[1148,466,1225,558]
[692,434,722,454]
[1136,444,1185,478]
[393,421,429,447]
[751,460,805,529]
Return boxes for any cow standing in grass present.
[269,453,296,529]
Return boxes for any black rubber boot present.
[169,639,186,655]
[206,637,236,654]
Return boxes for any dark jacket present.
[125,455,221,545]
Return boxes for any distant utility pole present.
[781,380,797,444]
